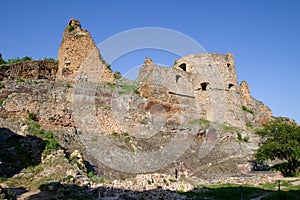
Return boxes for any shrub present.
[42,57,57,62]
[0,96,8,106]
[242,106,254,115]
[87,171,106,183]
[99,54,111,69]
[114,71,122,80]
[21,56,32,61]
[68,25,75,32]
[28,113,38,121]
[243,136,250,142]
[237,132,243,141]
[0,58,6,65]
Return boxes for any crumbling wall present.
[140,53,245,128]
[57,18,115,83]
[0,60,57,81]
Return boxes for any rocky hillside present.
[0,18,286,199]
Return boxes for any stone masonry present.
[139,54,245,128]
[57,18,115,83]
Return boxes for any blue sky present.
[1,0,299,123]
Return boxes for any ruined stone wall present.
[171,53,244,128]
[57,18,115,83]
[0,60,57,81]
[240,81,272,125]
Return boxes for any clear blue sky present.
[1,0,299,123]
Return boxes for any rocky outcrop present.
[57,18,115,83]
[0,18,277,184]
[0,60,57,81]
[240,81,272,125]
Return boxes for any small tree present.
[255,118,300,176]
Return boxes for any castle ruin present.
[56,18,271,129]
[57,18,115,83]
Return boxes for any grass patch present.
[106,82,116,88]
[26,121,59,157]
[87,171,106,183]
[118,84,139,95]
[189,119,238,133]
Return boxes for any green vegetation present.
[111,132,135,152]
[16,78,25,83]
[0,96,8,106]
[26,121,59,157]
[106,82,116,88]
[237,132,243,141]
[243,136,250,142]
[68,25,75,32]
[7,56,32,64]
[87,171,106,183]
[236,132,250,142]
[0,56,6,65]
[255,118,300,177]
[242,105,254,115]
[179,182,300,200]
[28,112,38,121]
[189,119,238,133]
[118,84,139,95]
[114,71,122,80]
[246,122,253,128]
[64,83,72,88]
[42,57,57,62]
[99,53,111,69]
[1,83,6,89]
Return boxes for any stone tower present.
[138,53,246,128]
[173,53,245,128]
[57,18,115,82]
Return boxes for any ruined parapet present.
[57,18,115,83]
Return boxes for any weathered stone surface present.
[57,18,115,83]
[0,60,57,81]
[139,53,245,128]
[240,81,272,125]
[144,57,154,65]
[0,18,278,185]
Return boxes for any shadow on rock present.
[24,182,300,200]
[0,127,45,178]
